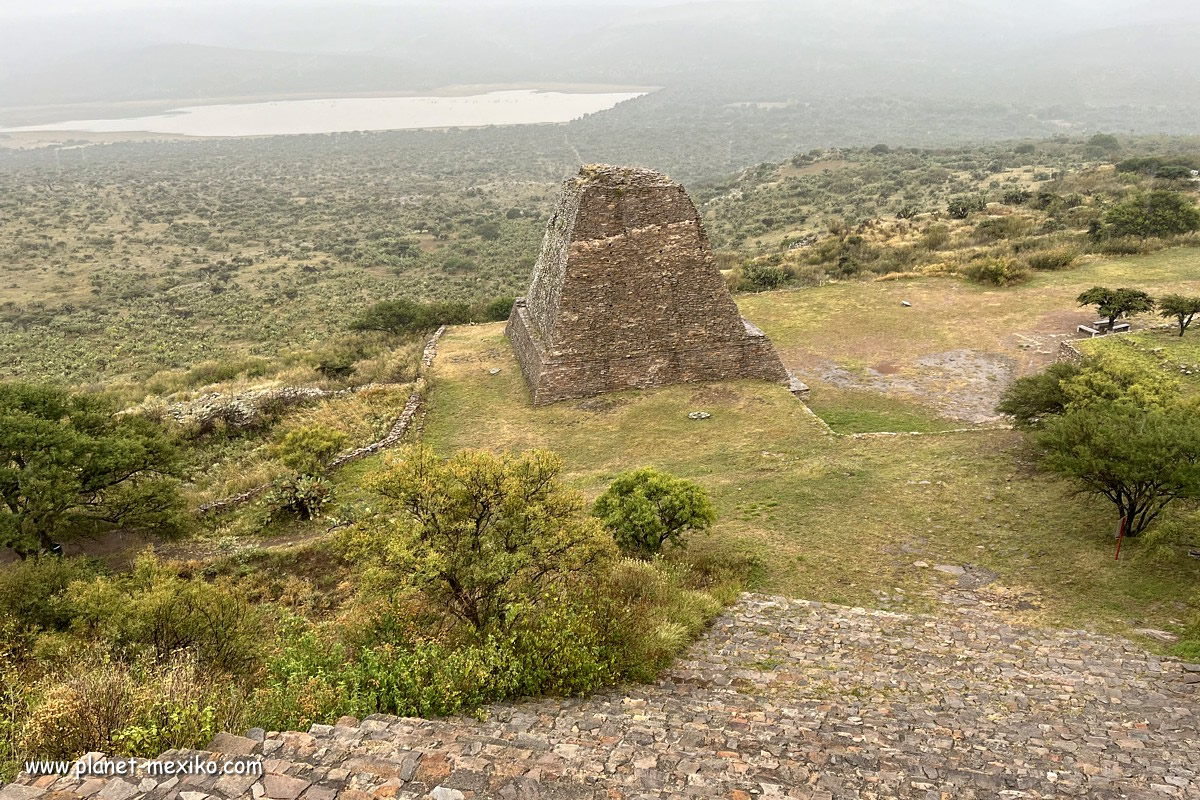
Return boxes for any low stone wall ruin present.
[195,326,446,517]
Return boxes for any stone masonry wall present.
[507,165,788,405]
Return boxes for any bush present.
[741,263,787,291]
[363,447,616,634]
[251,557,735,731]
[1025,247,1079,271]
[947,197,986,219]
[592,468,717,558]
[351,296,515,334]
[0,558,101,644]
[973,216,1033,243]
[20,654,245,761]
[479,296,515,322]
[66,554,262,673]
[963,259,1031,287]
[1105,191,1200,239]
[996,361,1081,427]
[266,474,333,522]
[270,424,350,475]
[1002,189,1033,206]
[919,224,952,251]
[1062,347,1179,412]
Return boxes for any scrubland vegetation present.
[2,132,1199,777]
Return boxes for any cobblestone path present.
[5,595,1198,800]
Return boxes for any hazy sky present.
[2,0,1196,20]
[0,0,689,17]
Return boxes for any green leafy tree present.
[998,349,1178,427]
[592,468,717,558]
[349,299,433,336]
[0,384,184,559]
[1104,191,1200,239]
[1086,133,1122,153]
[996,362,1081,428]
[1037,404,1200,537]
[365,447,616,633]
[1158,294,1200,337]
[1077,287,1155,329]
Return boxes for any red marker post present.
[1114,515,1128,561]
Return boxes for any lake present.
[0,90,647,138]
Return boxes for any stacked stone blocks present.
[507,165,789,405]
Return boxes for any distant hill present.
[0,1,1197,117]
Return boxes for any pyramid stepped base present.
[507,301,788,406]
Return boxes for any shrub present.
[1062,347,1179,412]
[270,424,350,475]
[1025,247,1079,271]
[66,554,262,673]
[20,654,245,761]
[1002,189,1033,206]
[741,263,787,291]
[1094,236,1163,256]
[0,557,101,642]
[252,557,736,732]
[592,468,717,558]
[973,216,1033,243]
[963,259,1031,287]
[996,361,1081,427]
[1105,191,1200,239]
[1086,133,1121,153]
[479,296,515,322]
[266,474,333,522]
[349,299,433,336]
[919,225,952,251]
[363,447,616,634]
[947,197,986,219]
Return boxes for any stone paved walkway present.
[5,595,1199,800]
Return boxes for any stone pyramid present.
[506,164,789,405]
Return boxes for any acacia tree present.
[366,446,615,633]
[592,468,716,558]
[1037,404,1200,537]
[1158,294,1200,337]
[0,383,184,558]
[1077,287,1155,329]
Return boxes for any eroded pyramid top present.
[505,164,789,404]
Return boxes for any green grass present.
[1080,327,1200,395]
[804,385,967,434]
[410,322,1199,647]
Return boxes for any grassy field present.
[737,247,1200,424]
[414,259,1200,647]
